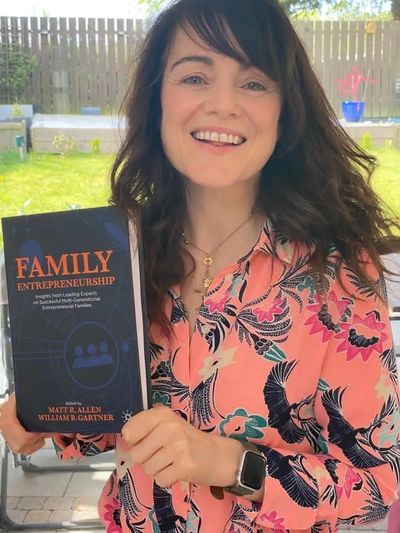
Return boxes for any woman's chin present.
[182,171,257,191]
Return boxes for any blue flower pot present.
[341,101,365,122]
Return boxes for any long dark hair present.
[110,0,400,328]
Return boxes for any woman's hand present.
[122,405,243,488]
[0,393,51,455]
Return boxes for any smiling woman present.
[1,0,400,532]
[160,28,281,191]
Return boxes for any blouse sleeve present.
[239,257,400,531]
[53,433,116,460]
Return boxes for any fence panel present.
[68,18,79,113]
[39,18,52,112]
[0,17,399,118]
[97,18,107,112]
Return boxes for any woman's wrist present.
[218,438,266,502]
[212,435,244,487]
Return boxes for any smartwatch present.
[224,441,267,496]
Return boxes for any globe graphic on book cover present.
[65,322,121,389]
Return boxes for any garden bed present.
[31,114,127,154]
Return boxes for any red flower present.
[336,65,377,101]
[254,299,284,322]
[260,510,285,530]
[305,291,350,343]
[204,293,230,313]
[336,467,362,499]
[334,312,387,362]
[103,497,121,533]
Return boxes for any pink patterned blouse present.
[54,220,400,533]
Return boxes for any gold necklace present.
[182,213,254,295]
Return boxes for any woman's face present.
[160,27,282,189]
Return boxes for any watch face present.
[240,451,265,490]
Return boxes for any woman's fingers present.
[0,393,46,455]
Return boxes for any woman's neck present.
[184,180,263,252]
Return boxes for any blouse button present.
[202,324,211,335]
[225,273,233,281]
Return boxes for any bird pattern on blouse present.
[53,219,400,533]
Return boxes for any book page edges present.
[128,218,149,410]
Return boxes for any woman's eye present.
[243,81,266,91]
[182,75,206,85]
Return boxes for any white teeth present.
[192,131,245,145]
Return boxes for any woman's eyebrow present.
[169,54,265,76]
[170,55,214,71]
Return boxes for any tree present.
[280,0,322,16]
[137,0,170,16]
[0,45,37,104]
[137,0,397,20]
[392,0,400,19]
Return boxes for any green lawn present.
[0,147,399,246]
[0,152,112,217]
[371,147,400,219]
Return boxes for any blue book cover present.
[2,206,151,433]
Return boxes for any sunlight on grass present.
[371,146,400,219]
[0,151,112,223]
[0,147,399,247]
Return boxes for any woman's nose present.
[202,82,241,119]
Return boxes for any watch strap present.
[210,441,259,500]
[225,441,265,496]
[210,441,265,500]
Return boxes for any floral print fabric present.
[53,220,400,532]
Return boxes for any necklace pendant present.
[203,276,212,289]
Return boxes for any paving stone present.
[8,509,27,523]
[49,510,75,522]
[55,530,103,532]
[44,496,74,510]
[6,496,19,510]
[65,471,107,498]
[72,509,100,521]
[18,496,46,510]
[339,521,388,533]
[72,496,99,511]
[23,530,102,533]
[339,519,387,531]
[7,467,73,497]
[23,509,52,523]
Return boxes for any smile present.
[191,131,246,146]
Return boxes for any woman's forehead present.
[165,25,248,68]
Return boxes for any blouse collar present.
[238,217,299,266]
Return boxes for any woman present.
[1,0,400,531]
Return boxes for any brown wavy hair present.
[110,0,400,328]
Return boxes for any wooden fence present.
[0,17,400,118]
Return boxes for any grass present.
[0,147,399,247]
[371,147,400,218]
[0,151,113,246]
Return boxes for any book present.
[1,205,151,433]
